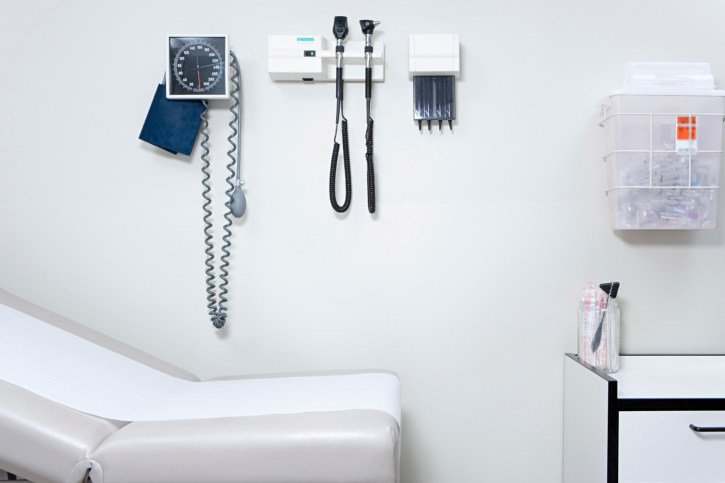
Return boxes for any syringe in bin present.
[658,195,696,206]
[621,154,691,186]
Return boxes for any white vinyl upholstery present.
[0,287,400,483]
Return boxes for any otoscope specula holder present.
[409,34,460,131]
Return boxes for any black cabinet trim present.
[607,377,619,483]
[619,399,725,411]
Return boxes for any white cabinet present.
[563,355,725,483]
[620,411,725,482]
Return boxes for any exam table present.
[0,288,401,483]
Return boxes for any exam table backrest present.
[0,287,200,381]
[0,287,201,483]
[0,378,120,483]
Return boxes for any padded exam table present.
[0,288,401,483]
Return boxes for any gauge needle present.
[186,64,216,73]
[198,71,201,90]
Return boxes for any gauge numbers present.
[167,35,229,99]
[174,41,221,92]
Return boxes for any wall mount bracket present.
[268,36,384,82]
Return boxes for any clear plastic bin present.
[599,63,725,229]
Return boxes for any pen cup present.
[578,300,620,373]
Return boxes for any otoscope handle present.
[360,20,378,100]
[365,68,372,99]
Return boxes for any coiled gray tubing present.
[200,50,241,329]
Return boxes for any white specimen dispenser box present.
[268,36,384,82]
[599,63,725,229]
[408,34,460,80]
[408,34,460,130]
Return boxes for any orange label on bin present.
[677,126,696,140]
[676,116,698,153]
[677,116,697,140]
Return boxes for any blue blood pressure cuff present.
[139,84,205,156]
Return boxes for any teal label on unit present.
[297,37,314,41]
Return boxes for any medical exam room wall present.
[2,1,725,481]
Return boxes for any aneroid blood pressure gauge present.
[166,35,230,99]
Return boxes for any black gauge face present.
[168,36,227,97]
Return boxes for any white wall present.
[2,0,725,481]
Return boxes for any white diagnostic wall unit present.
[268,36,384,82]
[409,34,460,131]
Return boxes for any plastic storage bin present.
[599,63,725,229]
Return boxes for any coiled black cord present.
[330,100,352,212]
[365,101,375,213]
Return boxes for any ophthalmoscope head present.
[333,16,349,41]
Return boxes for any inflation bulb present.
[230,181,246,218]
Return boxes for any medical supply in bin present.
[409,34,459,131]
[578,282,620,373]
[599,63,725,229]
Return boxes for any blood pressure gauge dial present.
[166,35,230,100]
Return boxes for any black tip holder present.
[414,75,456,131]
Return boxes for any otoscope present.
[329,16,352,213]
[360,19,380,214]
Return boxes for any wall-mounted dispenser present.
[268,35,384,82]
[598,62,725,229]
[409,34,460,130]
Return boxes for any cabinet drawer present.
[620,411,725,482]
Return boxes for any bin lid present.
[599,62,725,106]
